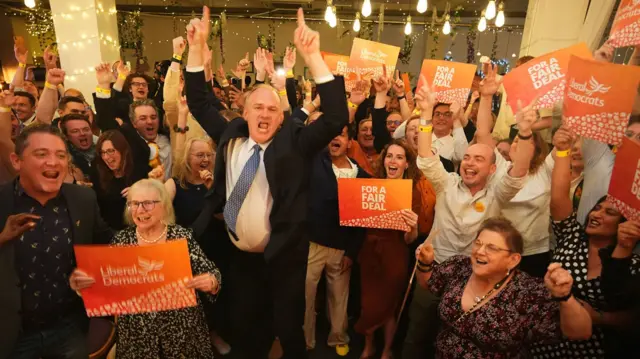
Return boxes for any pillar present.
[519,0,616,56]
[50,0,120,105]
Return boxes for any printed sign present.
[348,38,400,89]
[502,43,592,111]
[563,55,640,145]
[608,0,640,47]
[416,60,477,105]
[338,178,412,231]
[608,138,640,221]
[321,52,350,74]
[74,240,196,317]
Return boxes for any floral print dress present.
[530,213,640,359]
[112,224,221,359]
[428,255,562,358]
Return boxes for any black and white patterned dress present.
[530,213,640,359]
[113,224,221,359]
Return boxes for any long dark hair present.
[95,130,135,192]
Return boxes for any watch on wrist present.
[552,293,572,302]
[517,131,533,140]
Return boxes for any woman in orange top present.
[355,139,436,359]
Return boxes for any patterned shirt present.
[13,182,80,331]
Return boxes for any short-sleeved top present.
[428,255,562,358]
[530,213,640,359]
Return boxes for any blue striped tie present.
[224,144,262,234]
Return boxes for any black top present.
[173,179,208,227]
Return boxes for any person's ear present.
[10,153,21,172]
[489,163,497,175]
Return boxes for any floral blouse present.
[428,255,562,358]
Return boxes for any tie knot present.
[253,144,262,153]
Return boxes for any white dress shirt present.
[417,154,526,263]
[393,122,468,164]
[225,137,273,252]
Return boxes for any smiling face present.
[243,87,284,144]
[64,119,93,151]
[585,199,623,238]
[386,113,403,135]
[132,105,159,141]
[328,126,350,158]
[12,95,36,122]
[432,104,453,135]
[460,144,496,191]
[129,76,149,100]
[99,140,122,172]
[11,132,68,198]
[404,118,419,152]
[129,186,164,231]
[471,230,521,278]
[188,140,214,176]
[357,120,374,151]
[384,144,408,179]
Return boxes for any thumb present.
[244,52,249,61]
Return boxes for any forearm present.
[417,107,435,158]
[629,47,640,67]
[279,92,290,113]
[476,95,494,146]
[35,87,58,124]
[404,228,418,244]
[304,53,332,82]
[399,98,411,120]
[508,133,534,178]
[550,156,573,220]
[416,270,433,289]
[559,297,593,340]
[163,65,180,104]
[11,66,25,90]
[463,102,473,127]
[0,112,16,178]
[374,92,387,109]
[532,116,552,131]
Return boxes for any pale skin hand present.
[199,170,214,189]
[95,63,113,89]
[0,89,16,108]
[69,269,95,291]
[43,46,58,71]
[392,70,405,97]
[283,46,296,71]
[14,36,27,64]
[46,68,66,86]
[479,62,502,97]
[253,48,268,79]
[148,165,165,180]
[187,273,220,294]
[172,36,186,56]
[232,52,250,79]
[544,263,573,298]
[594,43,614,63]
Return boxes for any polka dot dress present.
[530,213,640,359]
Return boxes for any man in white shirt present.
[185,8,348,359]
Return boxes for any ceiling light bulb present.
[495,3,505,27]
[404,15,412,35]
[362,0,372,17]
[485,0,497,20]
[478,13,487,32]
[417,0,428,14]
[24,0,35,8]
[442,15,451,35]
[353,13,361,32]
[329,11,337,27]
[324,1,333,22]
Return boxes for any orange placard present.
[563,55,640,145]
[74,240,196,317]
[416,60,477,105]
[338,178,412,231]
[502,43,592,111]
[608,138,640,221]
[322,53,350,73]
[608,0,640,47]
[402,73,412,94]
[348,38,400,89]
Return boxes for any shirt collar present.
[22,113,37,126]
[14,177,62,201]
[247,137,272,151]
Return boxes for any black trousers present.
[227,239,309,359]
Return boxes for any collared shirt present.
[13,181,79,330]
[417,154,526,263]
[432,128,468,164]
[225,137,273,252]
[19,113,37,132]
[332,157,358,179]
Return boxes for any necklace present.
[457,272,513,323]
[136,224,168,244]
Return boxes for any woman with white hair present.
[70,179,221,358]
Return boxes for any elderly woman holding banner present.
[415,216,593,358]
[69,179,221,359]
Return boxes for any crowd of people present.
[0,5,639,359]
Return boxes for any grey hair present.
[124,179,176,226]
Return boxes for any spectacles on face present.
[131,82,148,88]
[473,239,512,255]
[191,152,214,160]
[386,120,402,126]
[127,200,160,211]
[433,111,453,119]
[624,130,640,142]
[100,148,117,156]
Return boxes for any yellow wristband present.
[286,70,294,78]
[0,107,11,113]
[118,73,127,80]
[44,81,57,90]
[556,149,570,158]
[348,101,358,109]
[18,63,26,68]
[305,92,312,98]
[172,54,183,61]
[419,125,433,133]
[278,90,287,96]
[95,87,112,95]
[221,80,229,87]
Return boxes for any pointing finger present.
[202,6,210,25]
[297,8,306,27]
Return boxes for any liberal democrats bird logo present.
[138,257,164,275]
[585,76,611,96]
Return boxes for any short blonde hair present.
[124,179,176,226]
[172,137,214,189]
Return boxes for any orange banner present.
[502,43,592,111]
[416,60,477,105]
[608,138,640,221]
[402,73,412,95]
[74,240,196,317]
[608,0,640,47]
[338,178,412,231]
[348,38,400,89]
[563,55,640,145]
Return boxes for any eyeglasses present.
[127,200,160,211]
[386,120,402,126]
[191,152,214,160]
[433,111,453,118]
[472,239,512,255]
[100,148,117,156]
[131,82,148,88]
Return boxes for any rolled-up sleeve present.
[417,155,452,195]
[451,127,469,163]
[493,169,527,203]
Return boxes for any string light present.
[404,15,412,35]
[417,0,428,14]
[362,0,372,17]
[495,2,505,27]
[353,12,361,32]
[485,0,497,20]
[442,14,451,35]
[324,0,334,23]
[478,10,487,32]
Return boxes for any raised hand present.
[350,86,366,106]
[553,125,574,151]
[392,70,405,96]
[117,60,130,78]
[46,68,66,87]
[216,64,226,81]
[470,90,480,104]
[515,96,538,135]
[186,6,210,47]
[270,71,286,91]
[373,64,391,94]
[0,213,40,244]
[302,76,312,94]
[187,273,219,294]
[95,62,113,88]
[265,51,275,76]
[284,46,296,71]
[69,269,95,291]
[14,36,27,64]
[254,48,268,76]
[415,241,434,266]
[293,8,320,59]
[544,263,573,299]
[594,42,614,63]
[199,169,213,189]
[173,36,186,56]
[617,221,640,250]
[0,89,16,108]
[232,52,250,78]
[450,101,463,121]
[414,75,437,110]
[479,62,502,97]
[43,45,58,71]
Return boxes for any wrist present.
[44,81,57,90]
[552,293,573,302]
[97,83,111,91]
[480,93,494,99]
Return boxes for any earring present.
[507,268,512,276]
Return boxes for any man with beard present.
[304,126,368,355]
[59,114,95,180]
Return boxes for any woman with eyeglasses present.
[90,130,150,230]
[70,179,220,358]
[414,217,593,358]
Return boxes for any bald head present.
[460,143,497,192]
[242,85,284,144]
[245,85,281,109]
[468,143,496,163]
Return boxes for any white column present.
[520,0,616,56]
[50,0,120,105]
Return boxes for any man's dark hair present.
[14,91,36,107]
[628,114,640,127]
[59,113,91,135]
[129,99,159,123]
[57,96,85,111]
[432,102,450,115]
[14,123,66,157]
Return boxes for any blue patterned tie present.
[224,144,262,234]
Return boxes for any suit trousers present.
[401,283,441,359]
[227,239,309,359]
[303,242,351,349]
